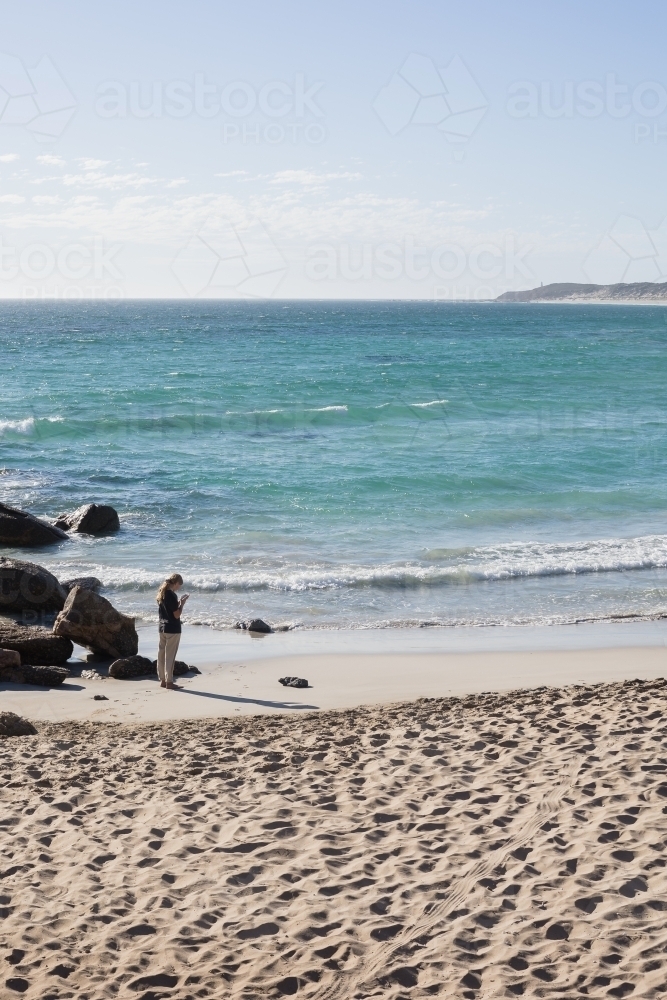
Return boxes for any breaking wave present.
[41,533,667,595]
[0,416,63,436]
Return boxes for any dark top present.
[158,589,181,633]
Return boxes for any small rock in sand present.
[109,655,155,679]
[278,676,309,688]
[109,657,200,680]
[0,663,70,686]
[31,665,69,686]
[93,694,108,701]
[235,618,274,633]
[176,661,200,675]
[0,648,21,669]
[151,659,200,677]
[247,618,272,633]
[0,711,37,737]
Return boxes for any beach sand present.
[1,628,666,723]
[3,665,667,998]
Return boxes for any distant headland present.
[496,282,667,303]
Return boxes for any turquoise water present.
[1,300,667,629]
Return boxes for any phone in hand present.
[181,593,190,602]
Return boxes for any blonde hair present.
[157,573,183,604]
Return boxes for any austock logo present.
[373,53,488,147]
[305,237,532,283]
[95,73,326,144]
[0,52,76,141]
[171,217,287,297]
[507,75,667,120]
[584,215,667,284]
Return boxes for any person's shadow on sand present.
[180,688,319,711]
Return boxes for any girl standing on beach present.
[156,573,188,690]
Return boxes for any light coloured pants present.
[157,631,181,684]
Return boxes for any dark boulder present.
[247,618,272,633]
[62,576,103,593]
[0,619,73,665]
[278,676,309,688]
[109,656,200,679]
[55,504,120,535]
[0,557,68,613]
[0,648,21,669]
[0,662,69,686]
[109,655,155,679]
[172,660,200,676]
[0,712,37,737]
[0,503,68,547]
[54,587,138,659]
[176,661,200,675]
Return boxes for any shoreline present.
[495,298,667,305]
[2,616,665,722]
[151,617,667,656]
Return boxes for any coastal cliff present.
[497,281,667,302]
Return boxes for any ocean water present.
[1,300,667,631]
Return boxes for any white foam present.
[0,418,35,435]
[223,405,348,417]
[0,416,64,436]
[410,399,449,408]
[34,532,667,596]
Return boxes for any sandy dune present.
[2,677,667,998]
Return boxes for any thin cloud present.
[36,154,65,167]
[62,171,161,191]
[76,158,110,169]
[0,156,525,259]
[268,169,363,187]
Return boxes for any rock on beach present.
[0,557,68,613]
[54,586,138,660]
[108,655,200,679]
[0,503,69,547]
[55,504,120,535]
[108,655,155,679]
[0,711,37,736]
[61,576,103,593]
[0,620,73,665]
[237,618,273,633]
[0,662,70,686]
[0,648,21,669]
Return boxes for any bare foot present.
[166,682,182,690]
[160,681,166,688]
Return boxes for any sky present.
[0,0,666,300]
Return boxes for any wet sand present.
[1,637,666,723]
